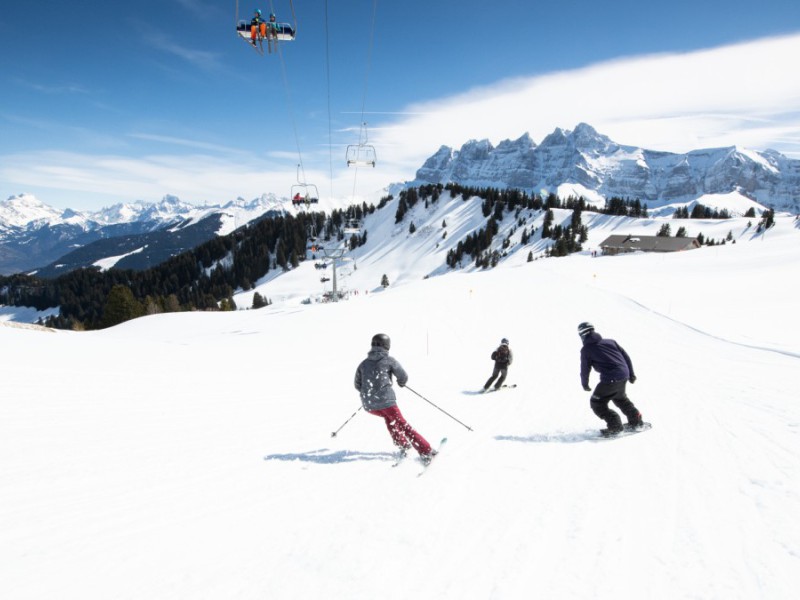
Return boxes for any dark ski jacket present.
[354,347,408,411]
[580,331,634,388]
[491,345,513,367]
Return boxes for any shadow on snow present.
[263,448,395,464]
[495,430,600,444]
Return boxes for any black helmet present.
[371,333,391,350]
[501,338,509,345]
[577,322,595,338]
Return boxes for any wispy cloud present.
[128,133,246,156]
[140,29,223,70]
[14,79,91,95]
[370,31,800,169]
[0,151,283,206]
[0,145,398,210]
[171,0,224,22]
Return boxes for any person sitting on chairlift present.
[250,9,266,45]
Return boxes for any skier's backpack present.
[494,344,510,364]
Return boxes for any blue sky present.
[1,0,800,211]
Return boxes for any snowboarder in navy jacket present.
[578,322,643,434]
[354,333,435,461]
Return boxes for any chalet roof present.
[599,234,700,252]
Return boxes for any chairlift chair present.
[343,218,362,234]
[346,122,377,167]
[235,1,297,55]
[236,20,296,41]
[345,144,377,168]
[291,183,320,208]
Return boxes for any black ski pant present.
[483,364,508,390]
[589,379,639,428]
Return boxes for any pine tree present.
[164,294,181,313]
[541,209,554,238]
[394,196,408,223]
[100,284,143,329]
[381,274,389,288]
[252,292,268,309]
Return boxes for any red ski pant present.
[368,405,432,456]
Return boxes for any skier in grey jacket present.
[354,333,434,461]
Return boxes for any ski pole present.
[330,406,363,437]
[403,385,473,432]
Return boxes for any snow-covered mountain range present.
[412,123,800,213]
[0,194,286,275]
[3,122,799,276]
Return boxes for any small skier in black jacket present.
[483,338,513,392]
[578,322,643,435]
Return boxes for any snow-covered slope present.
[412,123,800,213]
[2,210,798,599]
[233,189,795,353]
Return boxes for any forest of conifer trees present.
[2,184,725,330]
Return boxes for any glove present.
[629,376,637,384]
[398,381,405,388]
[583,385,592,392]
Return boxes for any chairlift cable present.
[272,14,306,186]
[349,0,379,201]
[358,0,379,127]
[324,0,335,201]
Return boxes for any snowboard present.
[483,384,517,393]
[598,422,652,439]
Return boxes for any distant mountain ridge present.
[4,122,799,276]
[411,123,800,213]
[0,193,287,275]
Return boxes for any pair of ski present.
[392,437,447,476]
